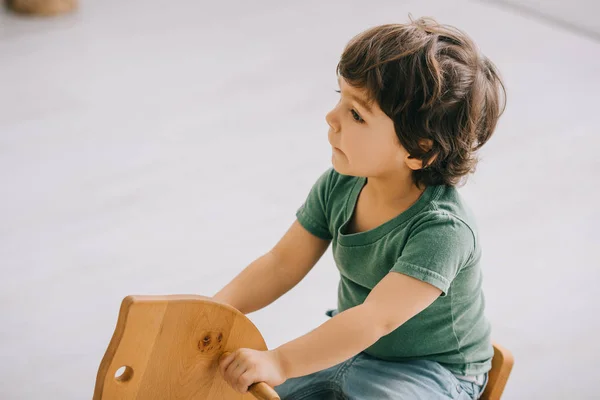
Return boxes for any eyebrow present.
[337,76,374,115]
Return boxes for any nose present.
[325,108,340,135]
[326,110,339,147]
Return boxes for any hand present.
[219,348,287,393]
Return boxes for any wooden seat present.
[481,342,514,400]
[93,295,279,399]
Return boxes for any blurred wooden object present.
[6,0,77,16]
[94,295,280,400]
[480,342,514,400]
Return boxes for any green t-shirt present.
[296,168,493,376]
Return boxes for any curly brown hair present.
[337,16,506,188]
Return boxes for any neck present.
[363,169,425,208]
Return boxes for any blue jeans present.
[274,310,488,399]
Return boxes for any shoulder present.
[410,187,477,251]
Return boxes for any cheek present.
[347,136,379,167]
[340,131,365,157]
[358,136,400,167]
[347,132,376,153]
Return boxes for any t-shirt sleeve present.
[295,168,335,241]
[390,212,474,296]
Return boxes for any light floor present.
[1,1,599,398]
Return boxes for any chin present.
[331,161,357,177]
[331,160,346,175]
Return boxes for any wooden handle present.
[249,382,280,400]
[220,352,280,400]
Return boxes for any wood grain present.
[481,342,514,400]
[93,295,279,400]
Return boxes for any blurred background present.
[1,0,599,398]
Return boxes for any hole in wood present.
[114,366,134,382]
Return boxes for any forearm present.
[212,251,297,315]
[275,304,388,379]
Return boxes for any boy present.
[214,16,505,400]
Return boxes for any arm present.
[275,272,442,378]
[213,220,331,314]
[220,272,441,392]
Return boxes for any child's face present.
[326,76,415,178]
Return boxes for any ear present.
[405,139,437,171]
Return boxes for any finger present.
[227,359,247,383]
[219,352,236,376]
[237,369,255,393]
[228,360,250,392]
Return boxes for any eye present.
[334,90,365,124]
[350,109,364,123]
